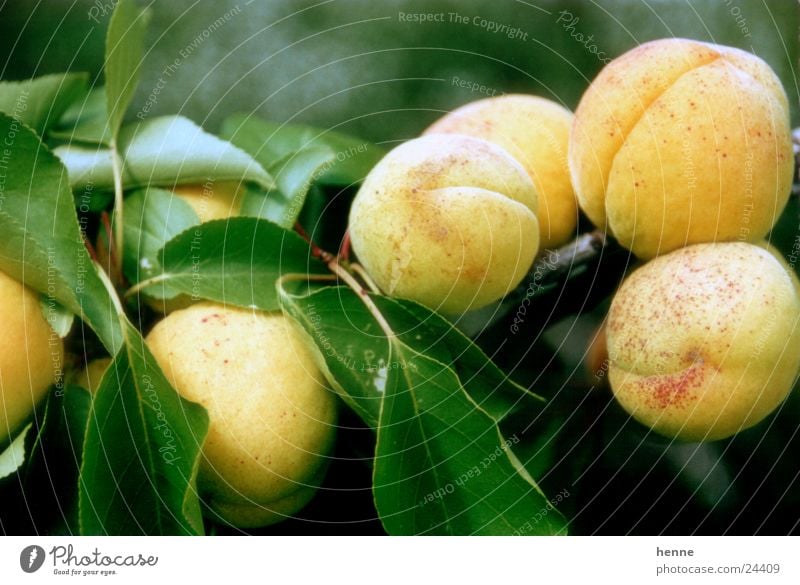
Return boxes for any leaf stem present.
[94,261,125,319]
[124,274,170,300]
[276,272,338,290]
[328,258,395,339]
[110,143,125,281]
[100,211,120,279]
[289,221,390,337]
[350,262,381,294]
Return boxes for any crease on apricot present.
[601,50,788,234]
[601,55,721,213]
[612,357,717,410]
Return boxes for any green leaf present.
[280,286,567,535]
[140,217,328,311]
[280,288,538,427]
[279,287,385,427]
[0,113,122,353]
[0,73,88,136]
[55,115,275,192]
[80,320,208,535]
[74,187,114,213]
[39,296,75,338]
[387,298,544,421]
[122,187,200,297]
[375,349,562,535]
[50,86,112,146]
[104,0,150,139]
[221,114,384,186]
[240,146,337,228]
[22,385,92,534]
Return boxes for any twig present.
[339,230,352,262]
[538,230,607,274]
[464,230,630,338]
[83,234,100,264]
[294,222,333,262]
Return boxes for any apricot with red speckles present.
[569,38,793,259]
[607,242,800,441]
[349,134,540,314]
[146,302,337,527]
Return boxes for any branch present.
[455,230,628,340]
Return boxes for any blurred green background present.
[1,0,798,536]
[1,0,797,144]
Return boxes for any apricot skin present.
[73,357,112,394]
[349,134,540,314]
[424,94,577,249]
[606,242,800,441]
[569,38,793,259]
[173,181,242,222]
[146,303,337,527]
[0,270,63,444]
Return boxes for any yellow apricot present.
[425,94,577,249]
[607,242,800,441]
[585,321,610,388]
[758,240,800,295]
[209,483,317,529]
[146,303,337,526]
[73,357,112,394]
[569,38,792,259]
[0,270,63,443]
[349,134,540,314]
[173,181,242,222]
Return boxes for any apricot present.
[569,38,793,259]
[349,134,540,314]
[73,357,112,394]
[585,321,610,388]
[606,242,800,441]
[0,270,63,443]
[146,303,337,527]
[172,181,242,222]
[425,94,577,249]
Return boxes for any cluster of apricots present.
[349,38,799,441]
[1,38,798,530]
